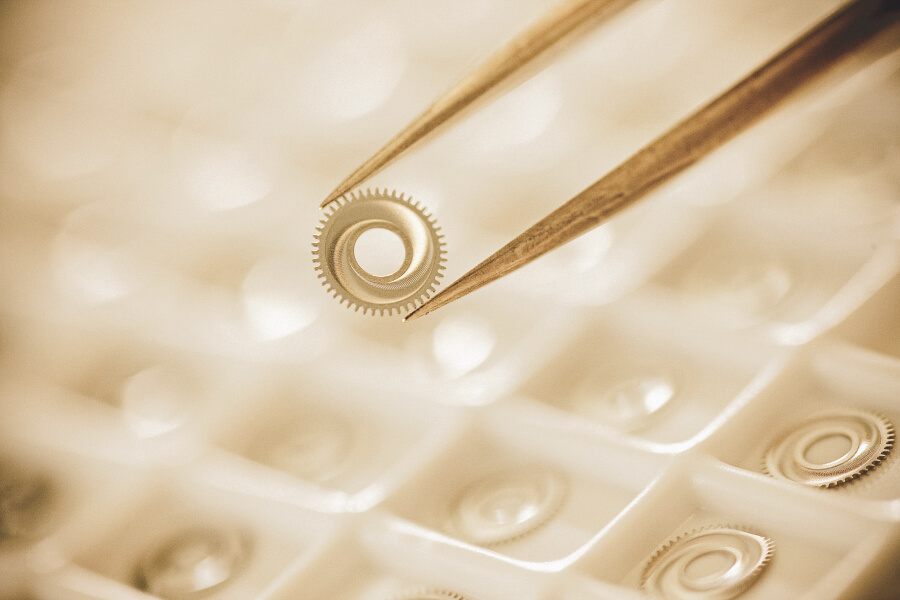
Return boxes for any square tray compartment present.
[702,342,900,503]
[272,525,551,600]
[647,207,899,345]
[53,472,335,600]
[382,412,665,564]
[203,364,459,512]
[576,458,898,599]
[516,298,784,448]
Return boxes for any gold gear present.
[641,525,774,600]
[313,189,446,316]
[762,409,894,488]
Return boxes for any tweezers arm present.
[321,0,635,207]
[406,0,900,321]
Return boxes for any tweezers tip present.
[319,189,345,209]
[404,295,442,321]
[402,307,423,323]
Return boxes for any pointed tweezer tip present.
[404,294,444,322]
[402,306,424,323]
[319,188,345,209]
[403,285,461,322]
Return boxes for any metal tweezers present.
[319,0,900,321]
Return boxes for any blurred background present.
[0,0,899,599]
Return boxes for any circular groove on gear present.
[641,526,774,600]
[313,188,446,315]
[449,468,566,546]
[763,409,894,488]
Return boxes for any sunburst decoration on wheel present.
[313,188,446,316]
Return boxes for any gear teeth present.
[763,410,893,488]
[760,455,771,478]
[312,187,446,317]
[641,525,774,594]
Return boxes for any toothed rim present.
[394,590,471,600]
[448,468,567,547]
[761,409,894,488]
[313,188,447,316]
[640,525,774,599]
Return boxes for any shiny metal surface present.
[763,409,894,488]
[641,526,774,600]
[313,189,446,315]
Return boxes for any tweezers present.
[320,0,900,322]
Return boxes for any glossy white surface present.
[0,1,899,599]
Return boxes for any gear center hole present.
[684,548,738,584]
[353,227,407,277]
[803,432,853,466]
